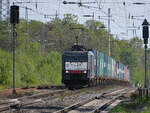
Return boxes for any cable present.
[95,0,100,9]
[58,0,62,16]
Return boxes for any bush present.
[0,49,12,88]
[0,48,62,89]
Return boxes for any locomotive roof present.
[65,44,87,51]
[63,51,88,54]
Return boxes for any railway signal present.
[142,19,149,99]
[10,5,19,95]
[10,5,19,24]
[142,19,149,45]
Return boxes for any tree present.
[0,21,11,51]
[63,14,78,25]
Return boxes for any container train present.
[62,44,130,88]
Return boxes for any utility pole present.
[0,0,2,21]
[55,10,58,19]
[0,0,10,21]
[123,2,129,39]
[41,24,46,54]
[108,8,111,56]
[133,21,135,37]
[7,0,10,22]
[12,23,16,94]
[130,15,144,37]
[92,12,94,20]
[10,5,19,95]
[25,7,28,34]
[44,11,59,20]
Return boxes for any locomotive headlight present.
[83,71,87,74]
[66,70,69,73]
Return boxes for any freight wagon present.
[62,44,130,88]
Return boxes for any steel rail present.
[92,88,137,113]
[54,88,128,113]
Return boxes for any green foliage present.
[0,48,61,88]
[120,49,137,67]
[0,21,11,51]
[36,51,61,85]
[112,93,150,113]
[63,14,78,25]
[132,67,144,86]
[141,99,150,113]
[0,49,12,88]
[17,50,61,87]
[0,17,147,89]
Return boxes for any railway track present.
[0,86,134,113]
[0,87,87,113]
[0,86,102,112]
[54,88,136,113]
[0,89,67,112]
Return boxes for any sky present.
[10,0,150,43]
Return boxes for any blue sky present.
[11,0,150,43]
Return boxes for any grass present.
[0,48,62,90]
[132,67,145,87]
[111,93,150,113]
[140,98,150,113]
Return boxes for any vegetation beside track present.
[0,49,61,89]
[0,15,148,89]
[111,93,150,113]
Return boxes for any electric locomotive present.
[62,44,95,88]
[62,44,131,89]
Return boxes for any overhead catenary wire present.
[74,0,129,39]
[11,0,150,40]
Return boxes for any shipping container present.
[107,56,111,77]
[96,51,99,75]
[98,52,104,76]
[122,64,125,80]
[128,69,130,82]
[111,58,117,79]
[119,63,124,80]
[92,50,98,76]
[104,54,108,77]
[124,66,128,81]
[110,58,113,78]
[113,60,117,79]
[116,62,119,79]
[88,51,95,77]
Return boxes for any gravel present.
[4,86,123,113]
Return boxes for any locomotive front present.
[62,51,89,88]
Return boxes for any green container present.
[107,56,111,77]
[98,52,104,76]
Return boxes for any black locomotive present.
[62,44,95,88]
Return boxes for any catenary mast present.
[0,0,10,21]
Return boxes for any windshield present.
[65,62,87,70]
